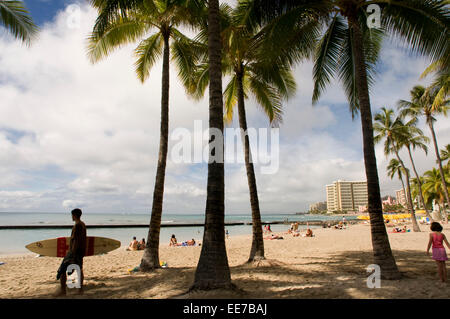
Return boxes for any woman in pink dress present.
[427,222,450,283]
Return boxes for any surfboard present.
[25,236,121,257]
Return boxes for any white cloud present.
[0,3,448,214]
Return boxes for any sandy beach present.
[0,222,449,299]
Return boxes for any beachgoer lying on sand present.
[126,237,139,251]
[392,226,409,233]
[334,223,343,230]
[138,238,146,250]
[264,234,284,240]
[186,238,196,246]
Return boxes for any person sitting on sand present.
[305,228,313,237]
[169,234,178,246]
[138,238,146,250]
[126,237,139,251]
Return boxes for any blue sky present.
[0,1,447,214]
[23,0,74,25]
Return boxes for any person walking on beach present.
[427,222,450,283]
[55,208,87,296]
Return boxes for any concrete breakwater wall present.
[0,219,363,230]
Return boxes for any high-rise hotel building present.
[326,180,368,212]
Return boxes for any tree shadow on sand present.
[31,249,448,299]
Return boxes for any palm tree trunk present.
[393,148,420,232]
[236,70,265,262]
[406,145,433,221]
[428,119,449,223]
[140,35,170,271]
[191,0,233,290]
[348,12,401,279]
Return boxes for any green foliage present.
[383,204,406,213]
[0,0,38,44]
[88,0,204,86]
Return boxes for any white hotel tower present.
[326,180,368,212]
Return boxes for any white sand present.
[0,223,449,299]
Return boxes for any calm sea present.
[0,212,355,255]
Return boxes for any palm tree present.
[423,168,450,222]
[248,0,449,280]
[374,107,421,232]
[191,0,234,290]
[441,144,450,162]
[0,0,37,44]
[386,158,407,209]
[397,121,433,221]
[398,85,450,215]
[88,0,204,271]
[188,4,300,262]
[420,55,449,112]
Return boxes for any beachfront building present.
[382,196,396,206]
[395,189,407,207]
[309,201,327,212]
[326,180,368,213]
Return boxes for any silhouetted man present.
[55,208,86,296]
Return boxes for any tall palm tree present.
[191,0,234,290]
[423,168,450,222]
[386,158,407,209]
[374,107,421,232]
[397,121,433,221]
[398,85,450,215]
[0,0,37,44]
[188,4,300,262]
[248,0,449,279]
[88,0,204,271]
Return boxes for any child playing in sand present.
[427,222,450,283]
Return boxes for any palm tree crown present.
[0,0,38,44]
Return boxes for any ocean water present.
[0,212,355,255]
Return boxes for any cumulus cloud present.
[0,2,447,214]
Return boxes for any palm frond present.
[0,0,38,44]
[312,15,347,103]
[87,15,148,63]
[134,32,164,82]
[223,75,239,124]
[381,0,450,67]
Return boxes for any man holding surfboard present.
[55,208,87,296]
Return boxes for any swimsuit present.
[431,233,448,261]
